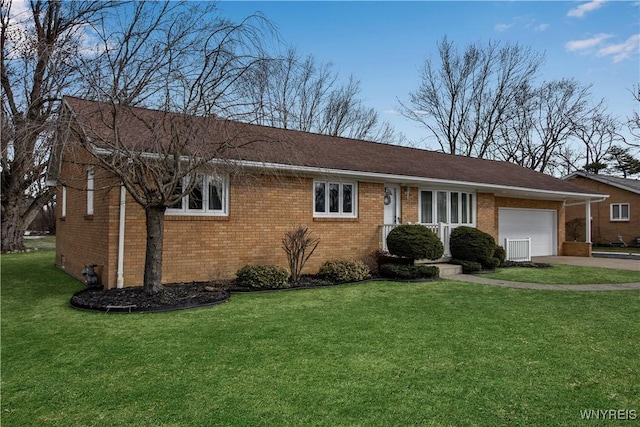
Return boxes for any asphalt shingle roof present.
[63,96,603,198]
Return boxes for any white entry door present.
[384,185,401,224]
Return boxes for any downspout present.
[117,185,126,288]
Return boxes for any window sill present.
[610,219,630,222]
[313,217,359,222]
[165,215,229,222]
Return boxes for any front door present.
[384,185,400,225]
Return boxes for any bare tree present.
[401,37,543,157]
[497,79,595,174]
[572,108,622,169]
[239,47,403,143]
[1,0,115,252]
[56,1,273,294]
[623,84,640,147]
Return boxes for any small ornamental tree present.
[386,224,444,261]
[282,225,320,284]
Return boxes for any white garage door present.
[498,209,557,257]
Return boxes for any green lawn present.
[2,251,639,426]
[482,264,640,285]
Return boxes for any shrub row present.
[236,260,370,289]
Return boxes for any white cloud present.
[565,33,612,51]
[534,23,550,32]
[494,23,513,32]
[567,0,607,18]
[597,34,640,62]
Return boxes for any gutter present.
[90,145,606,202]
[565,197,609,206]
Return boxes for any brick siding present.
[56,146,570,288]
[565,176,640,246]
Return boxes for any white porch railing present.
[380,223,456,257]
[504,237,531,262]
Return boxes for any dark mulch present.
[70,275,343,313]
[70,282,231,313]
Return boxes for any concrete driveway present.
[533,256,640,272]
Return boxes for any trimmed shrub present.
[386,224,444,261]
[494,245,506,266]
[379,263,439,280]
[236,265,290,289]
[449,259,483,274]
[483,257,501,270]
[449,226,496,265]
[317,260,370,283]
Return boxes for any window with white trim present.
[610,203,630,221]
[167,173,228,216]
[314,181,357,217]
[87,168,94,215]
[420,190,474,225]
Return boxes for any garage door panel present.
[498,209,557,257]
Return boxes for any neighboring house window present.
[167,173,228,216]
[61,186,67,218]
[314,181,357,217]
[87,168,94,215]
[420,190,474,225]
[610,203,630,221]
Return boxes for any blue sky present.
[218,0,640,147]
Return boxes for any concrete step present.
[435,263,462,277]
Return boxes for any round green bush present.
[449,226,496,265]
[317,260,370,283]
[236,265,290,289]
[386,224,444,260]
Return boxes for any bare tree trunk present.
[1,198,26,252]
[143,205,166,295]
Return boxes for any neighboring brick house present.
[564,171,640,247]
[48,97,606,289]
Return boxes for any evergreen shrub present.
[386,224,444,261]
[236,265,290,289]
[379,264,439,280]
[317,260,370,283]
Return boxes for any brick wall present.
[565,176,640,246]
[57,149,574,288]
[109,175,385,288]
[55,147,120,287]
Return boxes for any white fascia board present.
[227,159,608,201]
[90,148,607,201]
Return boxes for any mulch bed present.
[70,282,231,313]
[70,276,341,313]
